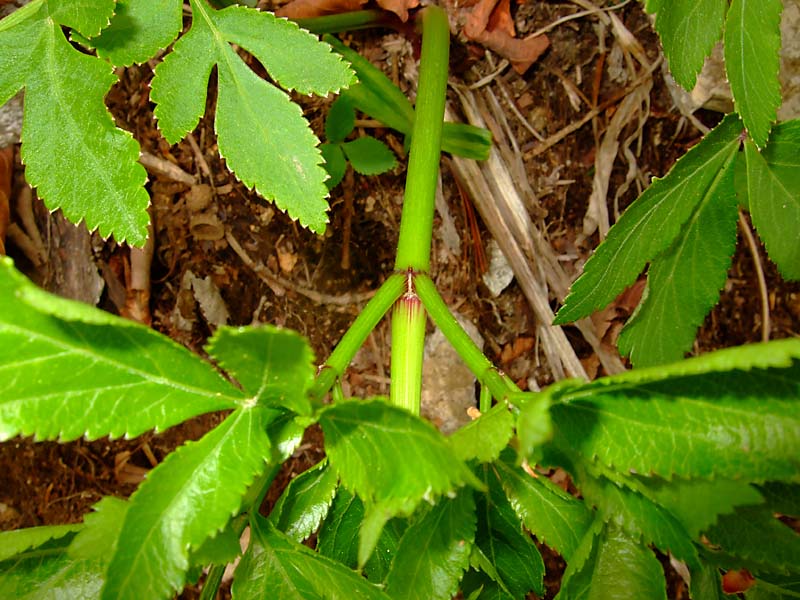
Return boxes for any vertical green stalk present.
[389,6,450,413]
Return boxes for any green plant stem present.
[295,10,395,34]
[390,288,426,413]
[199,564,226,600]
[309,273,405,403]
[416,274,518,401]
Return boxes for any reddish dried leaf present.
[276,0,367,20]
[721,569,755,594]
[375,0,419,22]
[487,0,514,38]
[0,146,12,256]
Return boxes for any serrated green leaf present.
[551,358,800,481]
[575,473,699,568]
[746,575,800,600]
[0,258,242,441]
[652,0,727,90]
[0,524,82,563]
[326,95,355,144]
[556,520,667,600]
[756,482,800,518]
[102,406,274,600]
[2,8,150,244]
[385,490,477,600]
[514,391,553,459]
[704,504,800,575]
[0,535,104,600]
[724,0,782,147]
[268,460,338,542]
[691,560,725,600]
[342,137,397,176]
[205,325,315,415]
[68,496,128,563]
[461,568,514,600]
[317,487,404,583]
[495,453,593,561]
[746,121,800,280]
[189,517,244,568]
[449,401,514,464]
[474,464,544,599]
[318,398,482,566]
[639,477,763,539]
[617,146,739,367]
[321,142,347,189]
[86,0,183,66]
[554,114,742,325]
[47,0,115,37]
[232,514,391,600]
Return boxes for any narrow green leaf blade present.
[554,114,742,324]
[652,0,727,90]
[102,407,274,600]
[0,258,242,441]
[342,137,397,176]
[617,146,739,366]
[724,0,782,147]
[385,490,477,600]
[205,325,315,415]
[215,44,330,233]
[495,453,593,561]
[268,460,338,542]
[746,121,800,280]
[214,6,355,95]
[449,401,514,464]
[551,359,800,481]
[87,0,184,66]
[556,521,667,600]
[325,95,355,144]
[20,21,150,245]
[47,0,115,37]
[232,515,391,600]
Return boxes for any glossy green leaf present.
[86,0,183,66]
[551,358,800,481]
[704,504,800,575]
[724,0,782,147]
[473,464,544,599]
[268,460,338,542]
[317,487,404,583]
[0,259,242,441]
[151,0,354,233]
[102,406,274,600]
[494,453,593,561]
[556,520,667,600]
[0,3,150,245]
[513,391,553,459]
[449,401,514,464]
[232,515,390,600]
[756,482,800,518]
[461,569,514,600]
[554,114,742,325]
[651,0,727,90]
[617,146,739,367]
[0,524,82,563]
[48,0,115,37]
[68,496,128,563]
[342,137,397,176]
[188,519,243,567]
[746,121,800,280]
[319,398,481,566]
[0,535,104,600]
[326,95,356,144]
[321,143,347,189]
[205,325,315,415]
[385,490,477,600]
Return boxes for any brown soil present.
[1,1,798,599]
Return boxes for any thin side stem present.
[415,274,517,401]
[294,10,394,34]
[309,273,405,403]
[738,210,770,342]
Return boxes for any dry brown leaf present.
[0,146,12,255]
[375,0,418,23]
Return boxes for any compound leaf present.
[103,406,274,600]
[551,354,800,481]
[556,521,667,600]
[232,514,390,600]
[0,258,242,442]
[268,460,338,542]
[48,0,115,37]
[318,398,481,566]
[651,0,727,90]
[86,0,183,66]
[449,401,514,464]
[617,146,739,367]
[724,0,782,148]
[205,325,315,415]
[151,0,354,233]
[0,2,150,245]
[746,121,800,280]
[342,137,397,176]
[494,453,593,561]
[554,114,742,325]
[385,490,477,600]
